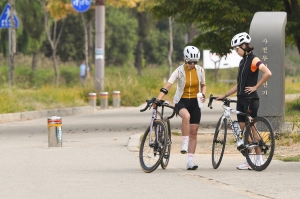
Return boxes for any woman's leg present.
[179,108,190,136]
[188,124,199,153]
[179,108,190,153]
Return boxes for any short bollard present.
[47,116,62,147]
[113,91,121,108]
[88,92,96,108]
[100,91,108,109]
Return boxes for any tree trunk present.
[40,0,65,88]
[213,60,221,82]
[185,23,196,44]
[284,0,300,53]
[135,40,143,76]
[32,51,38,85]
[32,51,38,71]
[134,11,148,76]
[52,49,59,87]
[168,17,173,77]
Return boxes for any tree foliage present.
[17,0,45,54]
[107,0,141,8]
[150,0,300,56]
[46,0,76,20]
[105,7,138,66]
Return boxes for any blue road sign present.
[0,3,19,28]
[71,0,92,13]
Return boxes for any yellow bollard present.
[100,91,108,109]
[113,91,121,108]
[47,116,62,147]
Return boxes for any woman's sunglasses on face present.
[186,61,198,65]
[234,46,241,52]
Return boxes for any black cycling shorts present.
[236,96,259,122]
[176,98,201,124]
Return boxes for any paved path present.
[0,104,299,199]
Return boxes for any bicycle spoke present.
[245,117,275,171]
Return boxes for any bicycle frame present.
[218,105,249,142]
[208,94,275,171]
[208,95,253,150]
[140,98,176,149]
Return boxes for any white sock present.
[182,136,188,144]
[249,154,254,163]
[188,153,194,162]
[257,154,263,162]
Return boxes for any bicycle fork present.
[148,108,163,154]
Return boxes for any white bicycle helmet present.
[183,46,200,61]
[231,32,251,47]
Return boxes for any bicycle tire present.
[139,119,167,173]
[161,118,171,169]
[244,116,275,171]
[212,116,227,169]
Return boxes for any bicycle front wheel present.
[139,120,167,173]
[244,116,275,171]
[212,117,227,169]
[161,118,171,169]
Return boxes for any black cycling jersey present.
[237,52,259,98]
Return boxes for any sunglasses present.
[234,46,241,52]
[186,61,198,65]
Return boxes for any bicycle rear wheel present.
[139,120,167,173]
[161,118,171,169]
[244,116,275,171]
[212,117,227,169]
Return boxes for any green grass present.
[276,132,300,146]
[277,155,300,162]
[285,76,300,94]
[171,132,181,136]
[0,86,88,113]
[285,97,300,125]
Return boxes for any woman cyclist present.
[155,46,206,170]
[217,32,272,170]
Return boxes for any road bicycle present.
[207,94,275,171]
[139,98,176,173]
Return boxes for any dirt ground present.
[170,133,300,159]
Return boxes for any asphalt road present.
[0,101,299,199]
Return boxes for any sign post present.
[0,3,19,88]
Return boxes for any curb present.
[0,105,144,124]
[0,106,89,123]
[127,134,140,152]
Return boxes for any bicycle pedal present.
[237,144,245,151]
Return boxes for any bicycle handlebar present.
[140,98,176,119]
[208,94,237,109]
[139,98,156,112]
